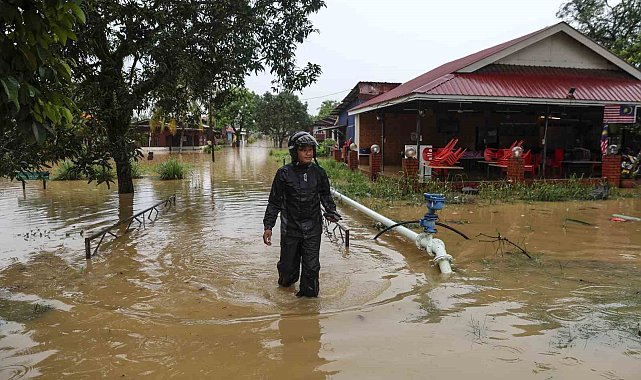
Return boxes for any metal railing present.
[84,194,176,259]
[323,218,350,248]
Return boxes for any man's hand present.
[324,211,342,223]
[263,229,272,245]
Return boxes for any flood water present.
[1,145,640,379]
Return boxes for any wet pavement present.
[0,145,640,379]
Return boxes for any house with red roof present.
[313,82,401,148]
[348,22,641,179]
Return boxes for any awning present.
[316,124,347,132]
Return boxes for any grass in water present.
[52,160,82,180]
[319,158,454,203]
[269,149,290,165]
[319,159,639,204]
[157,157,189,180]
[478,176,611,203]
[130,160,143,179]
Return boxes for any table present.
[477,160,497,178]
[488,163,508,178]
[423,164,464,181]
[459,157,481,171]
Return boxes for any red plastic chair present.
[432,139,458,161]
[443,148,466,166]
[483,148,498,161]
[523,151,538,177]
[550,148,564,177]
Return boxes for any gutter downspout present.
[331,189,453,274]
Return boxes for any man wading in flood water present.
[262,131,341,297]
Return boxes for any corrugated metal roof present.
[330,81,401,116]
[350,22,641,113]
[425,65,641,102]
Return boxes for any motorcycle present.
[621,150,641,178]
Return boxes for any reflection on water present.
[0,145,640,379]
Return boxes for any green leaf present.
[61,107,73,123]
[52,25,68,45]
[1,77,21,111]
[32,122,46,145]
[27,84,39,98]
[59,62,72,81]
[35,45,48,63]
[43,104,60,124]
[19,46,38,71]
[67,3,86,24]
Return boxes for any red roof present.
[352,25,548,111]
[425,65,641,102]
[351,22,641,112]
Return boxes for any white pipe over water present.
[331,189,453,274]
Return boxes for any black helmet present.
[288,131,318,163]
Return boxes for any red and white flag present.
[603,104,637,124]
[600,124,609,154]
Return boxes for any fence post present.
[85,238,91,259]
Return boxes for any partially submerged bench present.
[16,171,50,190]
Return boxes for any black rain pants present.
[277,234,321,297]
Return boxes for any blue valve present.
[419,193,446,233]
[424,193,445,211]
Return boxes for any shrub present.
[157,157,188,180]
[317,138,336,157]
[478,176,604,203]
[202,143,222,154]
[270,149,290,164]
[89,165,116,184]
[130,160,143,179]
[247,134,259,144]
[53,161,82,180]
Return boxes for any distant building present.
[313,82,400,147]
[133,118,222,150]
[348,22,641,177]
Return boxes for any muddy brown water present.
[0,145,640,379]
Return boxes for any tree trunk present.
[108,116,135,194]
[235,127,242,147]
[118,193,134,233]
[115,157,134,194]
[179,129,184,153]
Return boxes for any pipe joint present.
[416,233,453,274]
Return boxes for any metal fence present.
[84,194,176,259]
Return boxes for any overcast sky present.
[245,0,568,115]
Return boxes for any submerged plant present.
[269,149,290,164]
[320,158,455,203]
[478,177,608,203]
[130,160,143,179]
[53,160,82,180]
[157,158,188,180]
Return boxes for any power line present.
[300,89,351,101]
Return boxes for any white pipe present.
[331,189,453,274]
[330,189,417,241]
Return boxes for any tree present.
[256,91,311,148]
[315,99,339,121]
[558,0,641,67]
[69,0,325,193]
[1,0,85,178]
[211,87,259,147]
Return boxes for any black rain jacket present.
[263,163,337,238]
